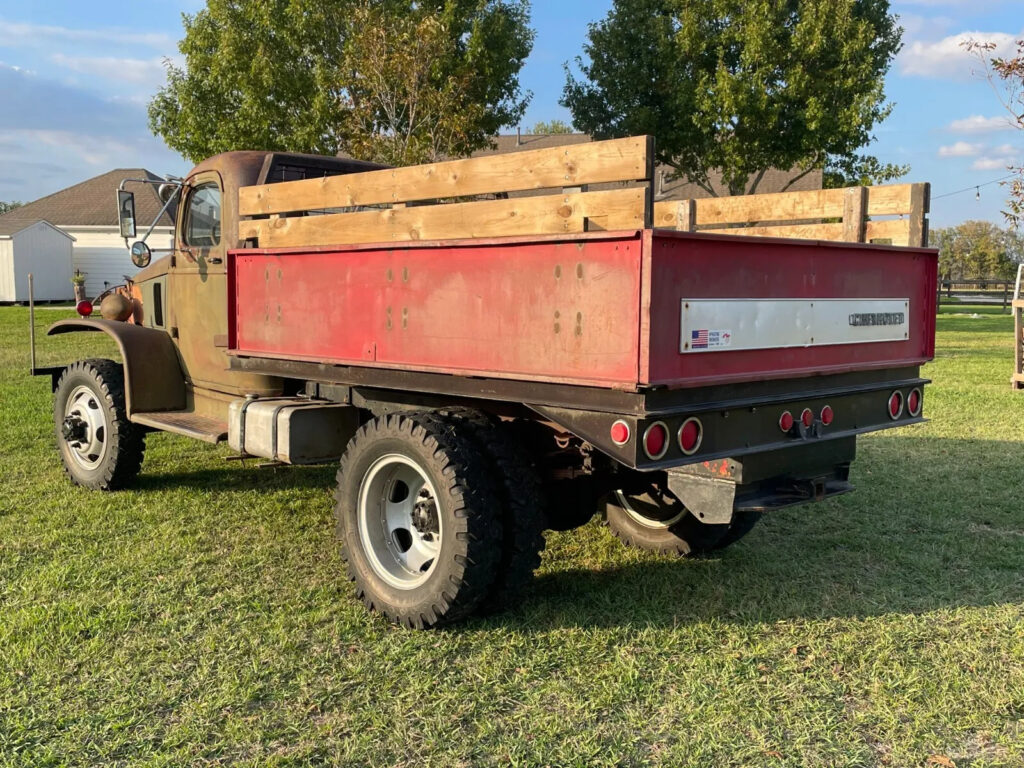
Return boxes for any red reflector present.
[888,391,903,420]
[678,417,702,455]
[610,420,630,446]
[76,300,93,317]
[820,405,834,426]
[643,422,669,460]
[907,388,921,417]
[801,408,814,428]
[779,411,794,432]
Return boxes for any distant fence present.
[937,278,1016,312]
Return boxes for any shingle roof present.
[0,168,176,230]
[0,218,39,237]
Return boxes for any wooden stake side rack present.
[1014,264,1024,390]
[237,135,931,250]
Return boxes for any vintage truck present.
[34,136,937,628]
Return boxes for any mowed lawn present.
[1,304,1023,768]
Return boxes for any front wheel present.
[334,413,502,628]
[605,486,761,557]
[53,359,145,490]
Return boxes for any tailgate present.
[640,229,938,388]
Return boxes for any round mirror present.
[157,182,179,204]
[130,241,152,268]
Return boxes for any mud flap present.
[666,470,735,525]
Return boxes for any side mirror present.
[130,241,152,268]
[117,190,137,239]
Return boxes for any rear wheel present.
[53,359,145,490]
[334,413,502,628]
[605,486,761,556]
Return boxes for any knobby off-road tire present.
[605,487,761,557]
[53,359,146,491]
[334,413,503,629]
[434,410,546,612]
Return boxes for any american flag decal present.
[691,329,709,349]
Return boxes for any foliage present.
[965,38,1024,227]
[932,220,1024,281]
[562,0,904,196]
[0,200,23,215]
[823,154,909,189]
[531,119,574,134]
[149,0,533,165]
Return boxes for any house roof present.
[0,218,75,240]
[0,168,176,230]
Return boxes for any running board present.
[131,411,228,443]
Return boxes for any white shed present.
[0,219,75,302]
[0,168,174,299]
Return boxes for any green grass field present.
[2,304,1023,767]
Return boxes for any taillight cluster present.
[889,388,922,420]
[611,417,704,460]
[779,406,835,433]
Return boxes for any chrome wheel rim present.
[358,454,442,589]
[62,385,109,471]
[615,489,687,529]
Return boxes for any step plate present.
[132,412,228,443]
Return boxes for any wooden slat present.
[700,223,845,241]
[842,186,868,242]
[693,188,846,226]
[249,188,647,249]
[865,218,911,245]
[239,136,653,216]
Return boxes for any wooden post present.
[841,186,868,242]
[907,182,930,247]
[677,199,697,232]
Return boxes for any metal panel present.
[231,232,644,388]
[642,230,937,387]
[680,298,909,354]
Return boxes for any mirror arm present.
[119,178,183,250]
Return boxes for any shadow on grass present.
[134,463,335,493]
[497,434,1024,629]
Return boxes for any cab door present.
[169,171,278,402]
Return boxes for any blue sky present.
[0,0,1020,228]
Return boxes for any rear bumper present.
[532,372,927,471]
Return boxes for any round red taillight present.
[820,405,834,426]
[610,420,631,446]
[76,300,93,317]
[907,388,922,417]
[678,417,702,455]
[888,391,904,420]
[643,422,669,460]
[779,411,794,432]
[801,408,814,428]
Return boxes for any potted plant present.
[71,270,87,303]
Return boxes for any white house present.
[0,168,175,299]
[0,219,75,302]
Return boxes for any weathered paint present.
[229,229,937,391]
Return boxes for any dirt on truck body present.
[35,136,937,628]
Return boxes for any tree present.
[965,38,1024,227]
[0,201,22,215]
[531,119,574,134]
[149,0,533,165]
[562,0,906,196]
[932,220,1021,282]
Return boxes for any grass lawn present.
[1,304,1023,767]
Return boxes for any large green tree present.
[562,0,905,196]
[932,220,1023,281]
[0,201,22,215]
[149,0,533,165]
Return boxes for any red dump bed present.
[228,229,937,391]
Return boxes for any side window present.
[183,183,221,248]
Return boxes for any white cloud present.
[938,141,984,157]
[948,114,1017,133]
[971,156,1014,170]
[50,53,174,89]
[899,31,1019,79]
[0,19,175,49]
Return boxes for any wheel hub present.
[61,415,88,444]
[411,493,438,539]
[61,384,109,471]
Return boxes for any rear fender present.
[47,319,186,415]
